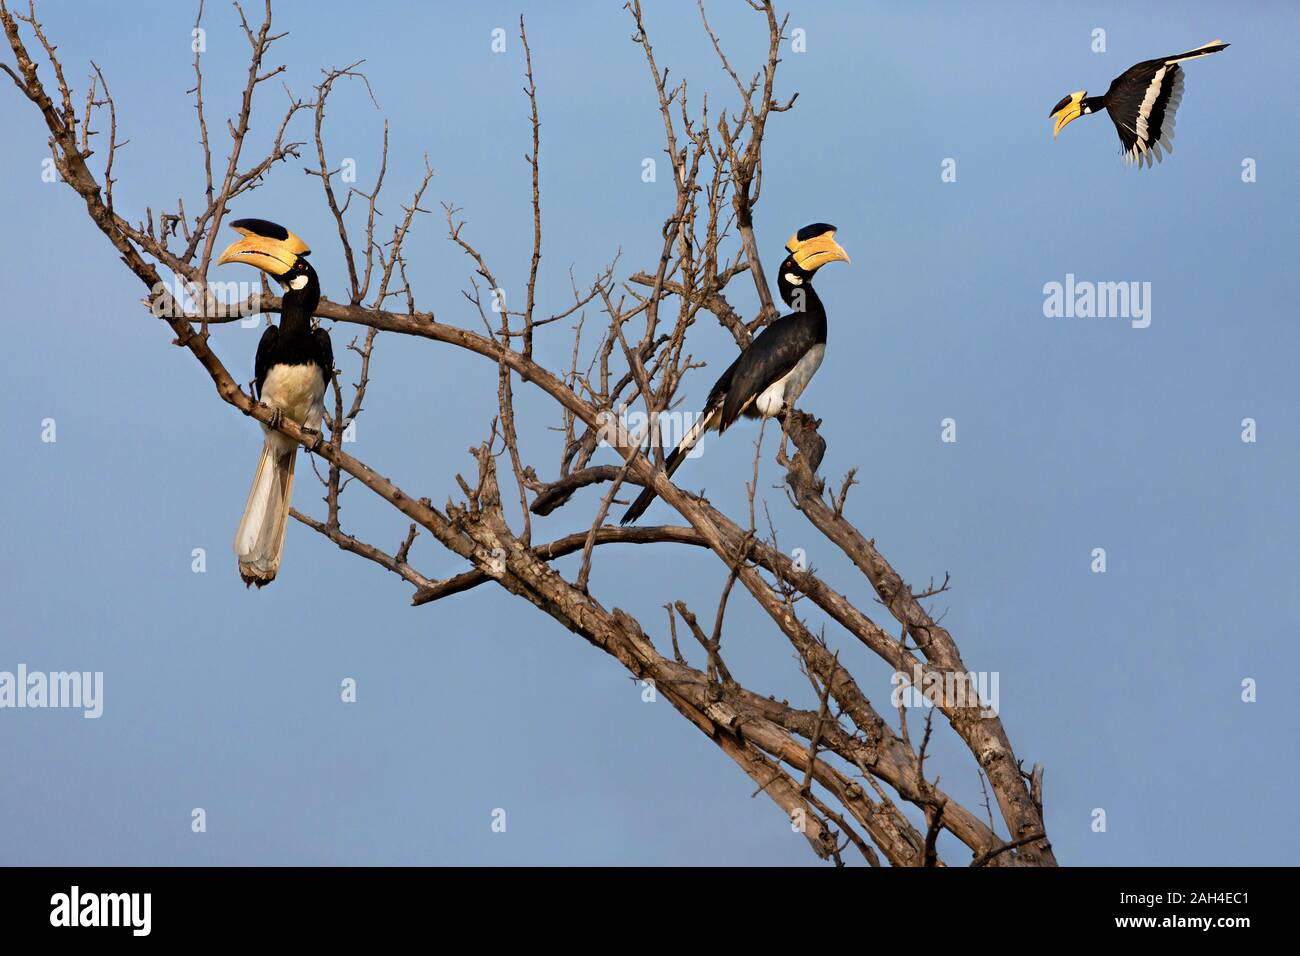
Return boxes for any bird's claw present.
[301,427,322,451]
[261,402,283,429]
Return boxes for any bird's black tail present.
[620,404,719,524]
[1167,39,1229,63]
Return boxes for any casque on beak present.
[217,220,311,280]
[1050,92,1086,138]
[786,229,851,271]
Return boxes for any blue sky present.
[1,0,1297,865]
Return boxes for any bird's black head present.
[217,218,319,304]
[279,255,320,304]
[776,223,850,306]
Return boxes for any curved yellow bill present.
[1050,92,1086,138]
[217,223,311,277]
[786,230,850,270]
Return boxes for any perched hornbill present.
[217,219,334,587]
[620,224,849,525]
[1049,39,1228,167]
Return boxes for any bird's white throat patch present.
[287,274,309,291]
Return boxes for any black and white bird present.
[217,219,334,587]
[1049,40,1228,167]
[620,224,849,525]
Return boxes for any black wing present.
[1105,60,1183,167]
[312,326,335,383]
[718,313,823,430]
[253,324,279,399]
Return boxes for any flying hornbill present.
[1049,39,1228,167]
[620,224,849,525]
[217,219,334,587]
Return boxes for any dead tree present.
[1,0,1056,866]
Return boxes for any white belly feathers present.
[754,343,825,418]
[260,362,326,436]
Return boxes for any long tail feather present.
[620,404,719,525]
[234,441,296,587]
[1167,40,1228,63]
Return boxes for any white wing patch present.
[1124,67,1183,167]
[1134,66,1165,143]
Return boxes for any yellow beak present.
[217,224,311,277]
[1052,104,1083,138]
[1050,94,1086,139]
[787,231,851,271]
